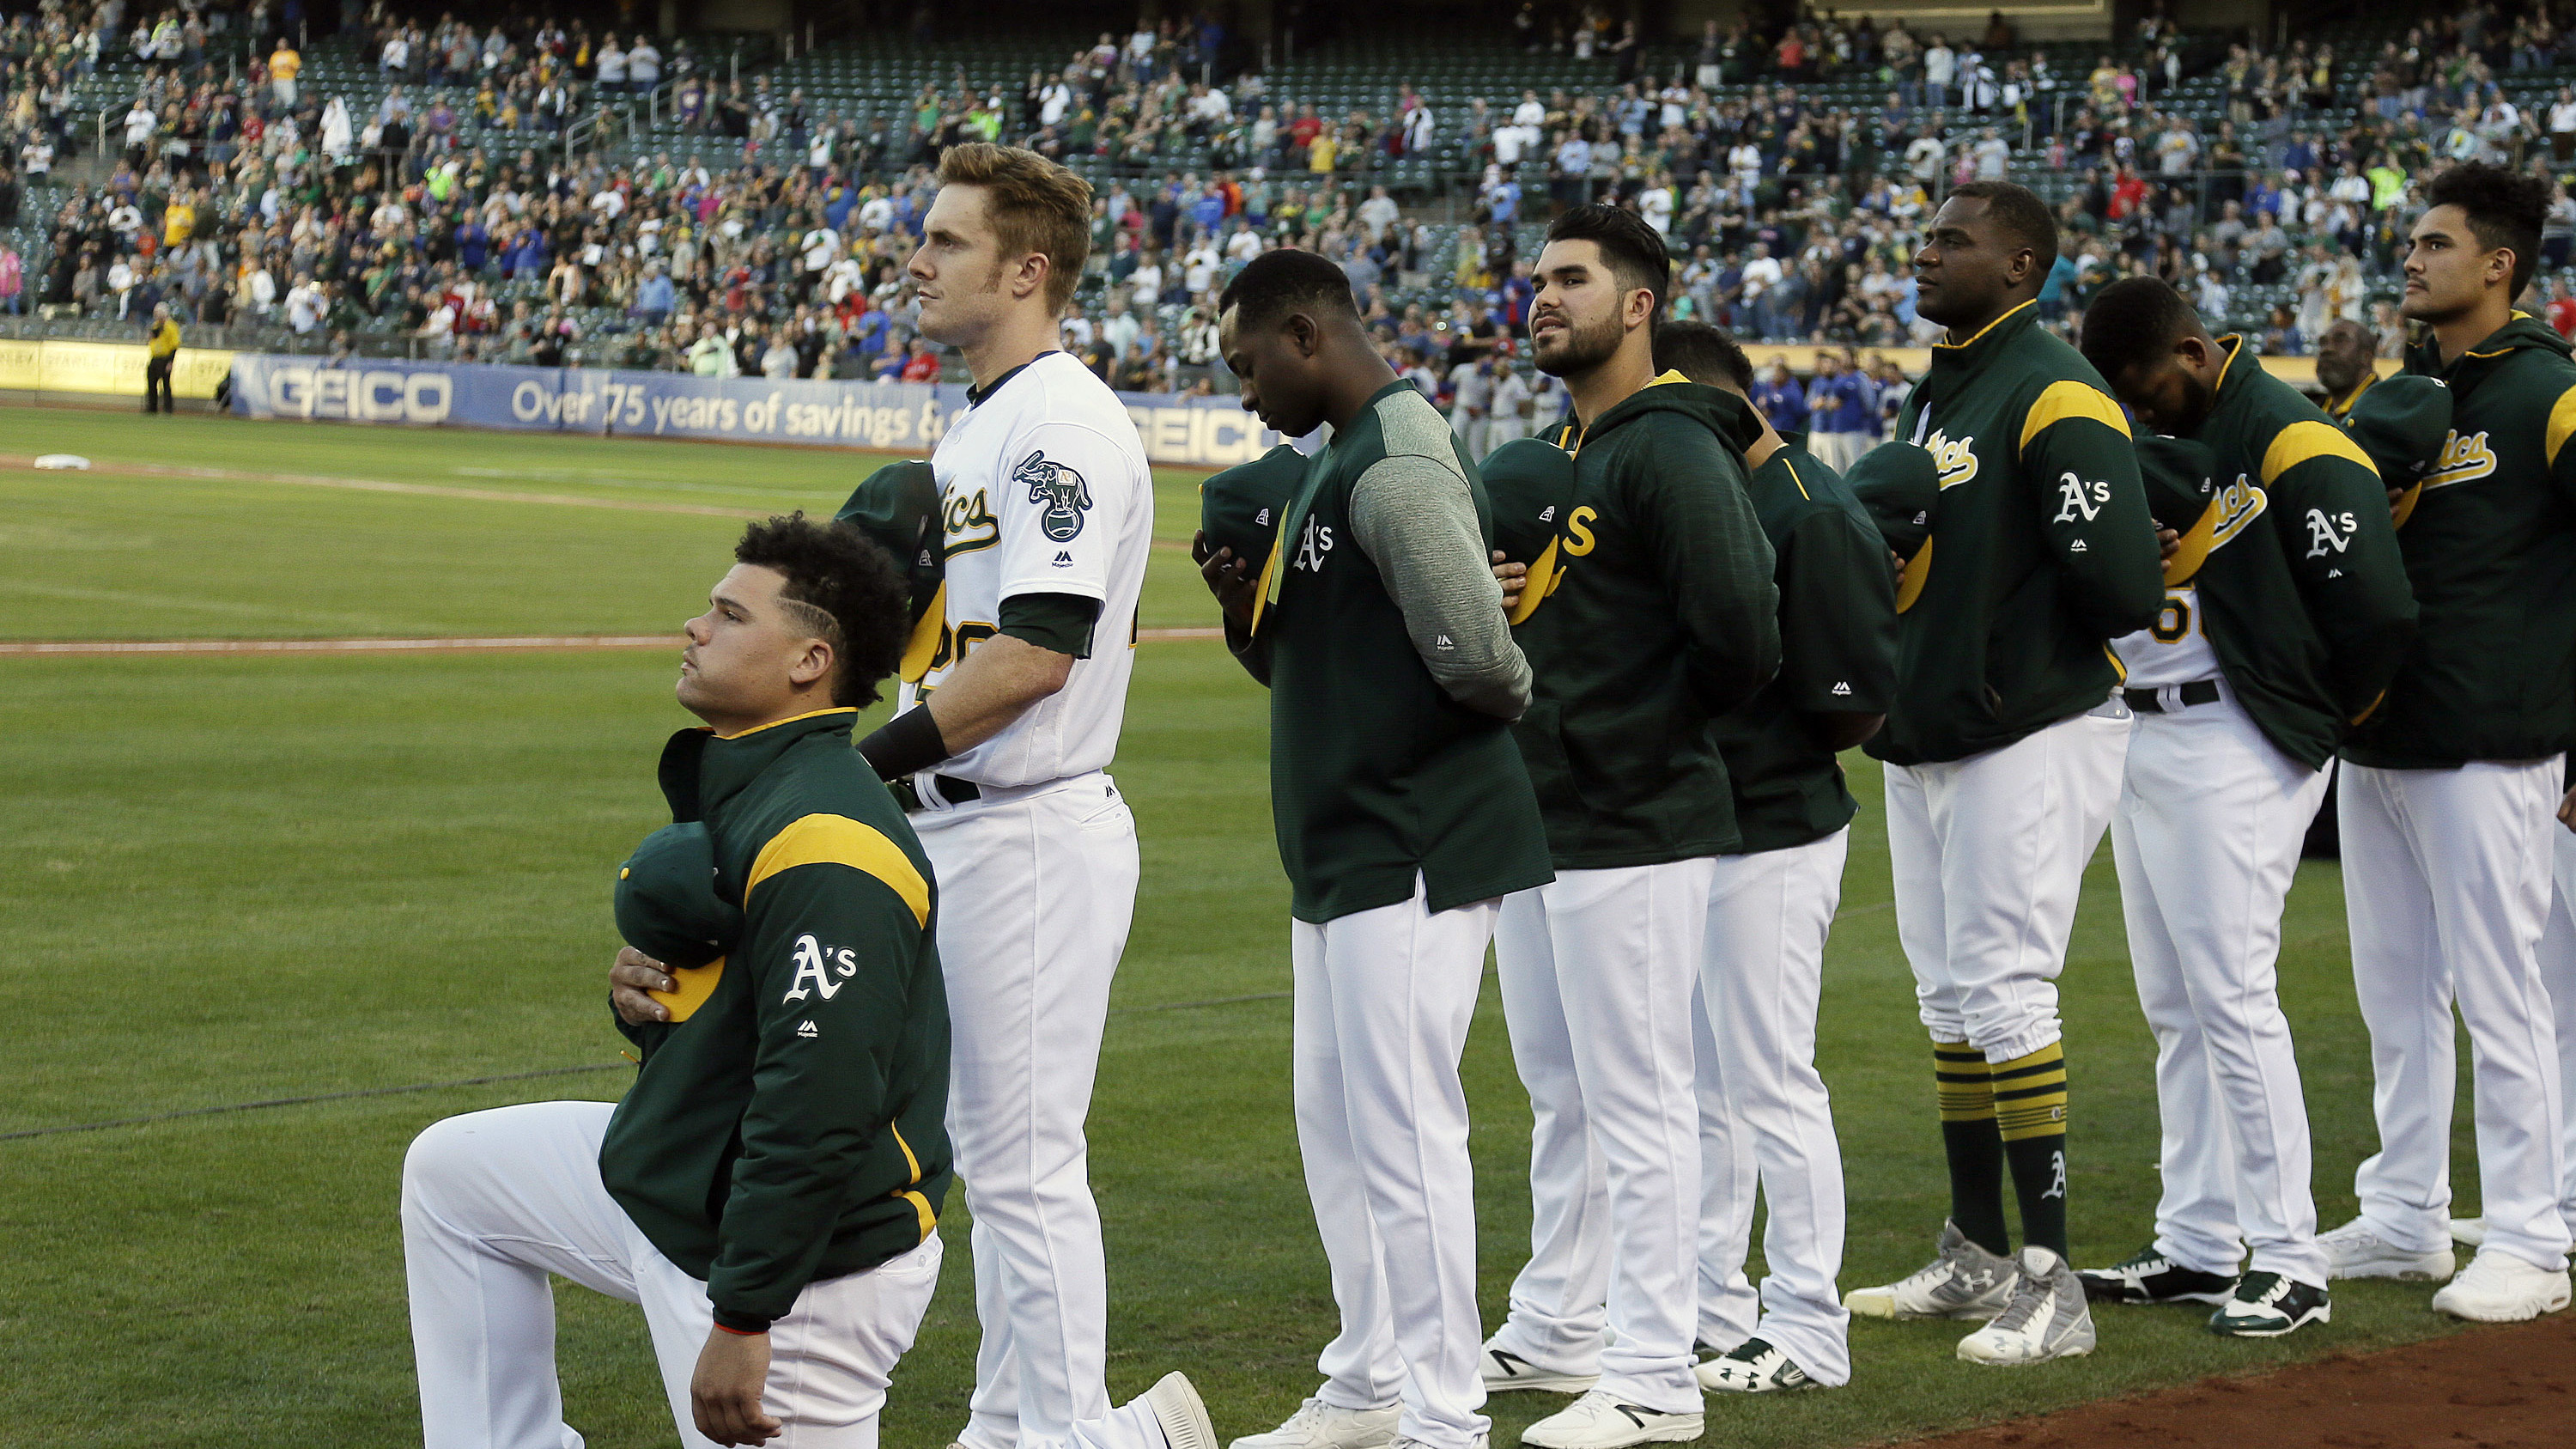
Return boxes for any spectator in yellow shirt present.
[163,192,196,248]
[271,43,301,107]
[145,306,180,413]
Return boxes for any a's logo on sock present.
[2043,1149,2068,1201]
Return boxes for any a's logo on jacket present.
[2306,507,2358,558]
[2052,470,2111,523]
[1924,429,1980,490]
[1016,449,1094,541]
[2423,429,2498,490]
[783,934,860,1003]
[1292,514,1335,572]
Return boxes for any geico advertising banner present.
[228,354,1288,467]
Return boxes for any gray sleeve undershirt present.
[1347,453,1534,721]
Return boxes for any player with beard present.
[1842,181,2161,1366]
[2315,317,2382,423]
[1472,204,1781,1448]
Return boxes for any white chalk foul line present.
[3,629,1227,657]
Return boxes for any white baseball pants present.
[2540,824,2576,1233]
[2110,691,2330,1288]
[2342,758,2573,1273]
[1488,860,1715,1412]
[1693,829,1853,1385]
[1884,707,2131,1062]
[911,772,1139,1449]
[1291,877,1498,1449]
[401,1100,943,1449]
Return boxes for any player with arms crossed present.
[1653,321,1897,1392]
[622,143,1167,1449]
[2073,277,2420,1337]
[1844,181,2163,1365]
[1470,210,1782,1448]
[1197,248,1553,1449]
[2328,161,2576,1322]
[408,516,1210,1449]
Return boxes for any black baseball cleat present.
[2076,1245,2237,1305]
[2207,1272,2331,1337]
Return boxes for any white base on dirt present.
[32,454,91,470]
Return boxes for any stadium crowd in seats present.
[12,0,2576,406]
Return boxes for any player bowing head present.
[1911,180,2058,337]
[1530,202,1668,387]
[679,514,912,735]
[1215,246,1370,441]
[2077,276,2227,437]
[910,142,1092,366]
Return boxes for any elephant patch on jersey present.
[1017,449,1094,541]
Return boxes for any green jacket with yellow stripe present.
[1867,299,2165,765]
[2346,313,2576,768]
[601,708,952,1333]
[2160,337,2418,769]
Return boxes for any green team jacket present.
[1227,382,1554,922]
[2345,313,2576,768]
[1720,435,1899,852]
[1868,299,2164,765]
[2166,337,2418,769]
[1509,376,1782,866]
[601,709,953,1332]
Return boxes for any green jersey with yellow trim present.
[2346,313,2576,767]
[1717,435,1899,852]
[600,708,953,1333]
[2126,337,2417,770]
[1505,375,1782,867]
[1866,300,2164,765]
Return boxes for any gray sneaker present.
[1844,1220,2020,1321]
[1956,1247,2099,1366]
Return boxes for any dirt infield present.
[0,630,1226,657]
[1902,1312,2576,1448]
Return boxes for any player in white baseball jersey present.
[855,143,1166,1449]
[2074,279,2421,1338]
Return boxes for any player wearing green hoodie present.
[2326,163,2576,1324]
[1844,182,2164,1368]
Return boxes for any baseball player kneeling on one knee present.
[2076,277,2421,1340]
[1659,321,1897,1393]
[2323,164,2576,1324]
[1472,212,1783,1448]
[409,519,962,1449]
[1198,247,1552,1449]
[1843,182,2165,1367]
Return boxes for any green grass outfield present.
[0,405,2500,1446]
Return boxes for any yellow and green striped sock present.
[1934,1040,2010,1257]
[1993,1041,2070,1259]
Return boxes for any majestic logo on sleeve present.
[2424,429,2497,490]
[782,934,860,1003]
[2052,470,2111,523]
[2305,507,2358,558]
[1015,449,1094,541]
[1923,429,1980,490]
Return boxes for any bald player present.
[1843,180,2163,1366]
[2330,161,2576,1323]
[1655,321,1896,1392]
[2075,277,2417,1338]
[2315,319,2381,423]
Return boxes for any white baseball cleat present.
[1694,1336,1824,1392]
[1844,1219,2020,1320]
[2428,1248,2574,1323]
[1956,1247,2098,1367]
[2450,1217,2488,1247]
[1144,1373,1219,1449]
[1516,1389,1704,1449]
[1479,1341,1600,1394]
[1226,1397,1400,1449]
[2318,1217,2456,1282]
